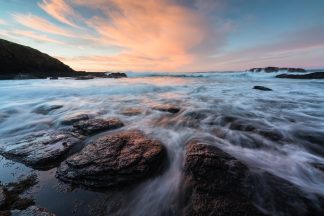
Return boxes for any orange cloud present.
[63,0,220,71]
[38,0,81,28]
[10,0,226,71]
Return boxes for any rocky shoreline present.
[1,102,323,216]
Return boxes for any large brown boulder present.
[181,140,266,216]
[57,130,167,188]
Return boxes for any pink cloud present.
[64,0,225,71]
[38,0,80,28]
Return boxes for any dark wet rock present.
[153,109,212,129]
[229,119,283,141]
[246,171,324,216]
[276,72,324,79]
[61,113,90,125]
[106,72,127,78]
[0,175,37,213]
[249,67,306,73]
[33,105,63,115]
[0,130,85,169]
[57,130,167,188]
[0,187,6,209]
[312,163,324,172]
[181,140,266,216]
[11,206,56,216]
[119,108,143,116]
[152,105,180,114]
[73,118,124,135]
[253,86,272,91]
[75,75,95,80]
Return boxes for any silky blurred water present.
[0,71,324,215]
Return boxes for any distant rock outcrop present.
[0,39,75,79]
[276,72,324,79]
[106,72,127,78]
[249,67,306,73]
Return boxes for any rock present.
[182,140,265,216]
[73,118,124,135]
[0,175,37,213]
[0,131,84,169]
[276,72,324,79]
[11,206,56,216]
[0,187,6,209]
[253,86,272,91]
[57,130,167,188]
[61,113,90,125]
[249,67,306,73]
[152,105,180,114]
[106,72,127,78]
[229,118,283,141]
[120,108,143,116]
[33,105,63,115]
[75,75,95,80]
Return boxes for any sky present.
[0,0,323,72]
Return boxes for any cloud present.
[64,0,226,71]
[207,26,324,70]
[13,13,75,38]
[38,0,80,28]
[0,19,6,25]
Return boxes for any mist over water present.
[1,71,324,215]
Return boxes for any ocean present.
[1,71,323,215]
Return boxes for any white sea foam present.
[0,72,323,215]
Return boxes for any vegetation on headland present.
[0,39,126,80]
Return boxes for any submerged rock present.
[33,105,63,115]
[152,105,180,114]
[0,175,38,214]
[57,130,167,188]
[0,187,6,209]
[253,86,272,91]
[119,108,143,116]
[0,130,84,169]
[182,140,265,216]
[73,118,124,135]
[11,206,56,216]
[61,113,90,125]
[276,72,324,79]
